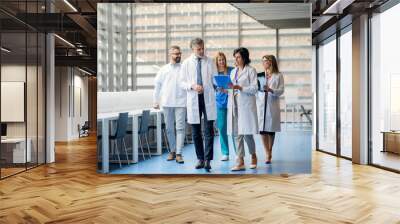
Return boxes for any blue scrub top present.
[215,66,233,109]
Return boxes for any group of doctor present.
[153,38,284,172]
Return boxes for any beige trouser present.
[232,94,256,158]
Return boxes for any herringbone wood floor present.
[1,136,400,224]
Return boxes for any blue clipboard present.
[214,75,232,89]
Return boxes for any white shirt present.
[153,63,186,108]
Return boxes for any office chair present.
[109,112,130,168]
[78,121,90,138]
[300,105,312,125]
[126,110,152,160]
[138,110,152,159]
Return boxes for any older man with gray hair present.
[180,38,217,172]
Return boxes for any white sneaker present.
[221,155,229,161]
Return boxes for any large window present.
[98,3,133,91]
[279,28,312,127]
[316,27,352,158]
[340,28,352,158]
[371,3,400,171]
[317,36,337,154]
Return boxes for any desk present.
[382,131,400,154]
[1,138,31,163]
[97,109,163,173]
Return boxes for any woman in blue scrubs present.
[214,52,233,161]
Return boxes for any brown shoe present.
[231,164,245,171]
[176,154,184,164]
[250,154,257,169]
[231,157,245,171]
[167,152,176,161]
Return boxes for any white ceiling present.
[231,3,311,29]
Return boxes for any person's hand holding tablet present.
[214,75,232,89]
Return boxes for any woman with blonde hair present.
[257,54,284,164]
[214,52,234,161]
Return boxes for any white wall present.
[1,65,34,138]
[1,63,46,164]
[1,65,26,138]
[55,67,89,141]
[55,67,69,141]
[71,73,89,138]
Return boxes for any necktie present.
[196,57,202,86]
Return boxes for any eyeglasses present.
[171,53,182,55]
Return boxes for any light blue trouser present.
[217,108,229,156]
[163,107,186,155]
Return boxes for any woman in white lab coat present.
[227,47,259,171]
[256,55,284,164]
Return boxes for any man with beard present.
[153,45,187,163]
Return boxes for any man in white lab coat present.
[180,38,217,171]
[154,46,187,163]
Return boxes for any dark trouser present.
[192,94,214,161]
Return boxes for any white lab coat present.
[227,65,259,135]
[179,54,217,124]
[256,72,285,132]
[153,63,186,108]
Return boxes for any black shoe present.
[204,160,211,171]
[195,160,205,169]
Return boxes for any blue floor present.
[110,131,312,175]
